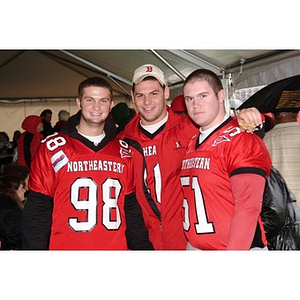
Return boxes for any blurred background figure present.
[263,113,277,133]
[263,111,300,206]
[129,107,137,119]
[111,102,132,134]
[10,130,21,150]
[40,109,54,138]
[0,131,12,156]
[10,130,21,164]
[1,163,30,193]
[170,94,187,114]
[0,174,27,250]
[17,115,44,169]
[53,109,70,132]
[0,132,13,172]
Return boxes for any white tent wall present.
[232,55,300,90]
[0,100,78,139]
[0,99,133,140]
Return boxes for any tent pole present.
[168,50,221,74]
[150,50,186,81]
[59,50,132,86]
[108,75,131,96]
[0,51,25,69]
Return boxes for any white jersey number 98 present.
[69,177,121,232]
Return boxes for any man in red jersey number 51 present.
[181,69,272,250]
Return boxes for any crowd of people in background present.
[0,64,299,251]
[263,111,300,206]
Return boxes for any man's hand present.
[236,107,263,133]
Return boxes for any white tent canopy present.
[1,49,300,138]
[2,49,300,100]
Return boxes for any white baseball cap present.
[132,64,166,86]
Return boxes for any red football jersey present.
[180,117,272,250]
[28,132,134,250]
[120,107,199,249]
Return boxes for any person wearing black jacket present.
[40,109,54,138]
[261,165,300,250]
[21,77,153,250]
[0,175,27,250]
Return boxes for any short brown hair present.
[183,69,223,96]
[78,77,113,99]
[0,175,25,209]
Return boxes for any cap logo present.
[146,66,153,73]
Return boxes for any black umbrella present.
[238,74,300,113]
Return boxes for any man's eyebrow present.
[135,89,160,94]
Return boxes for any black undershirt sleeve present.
[124,192,154,250]
[21,191,53,250]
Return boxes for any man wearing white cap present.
[119,64,198,249]
[118,64,264,250]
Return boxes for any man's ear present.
[164,86,170,101]
[76,98,81,109]
[218,89,225,103]
[131,91,135,104]
[110,100,114,112]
